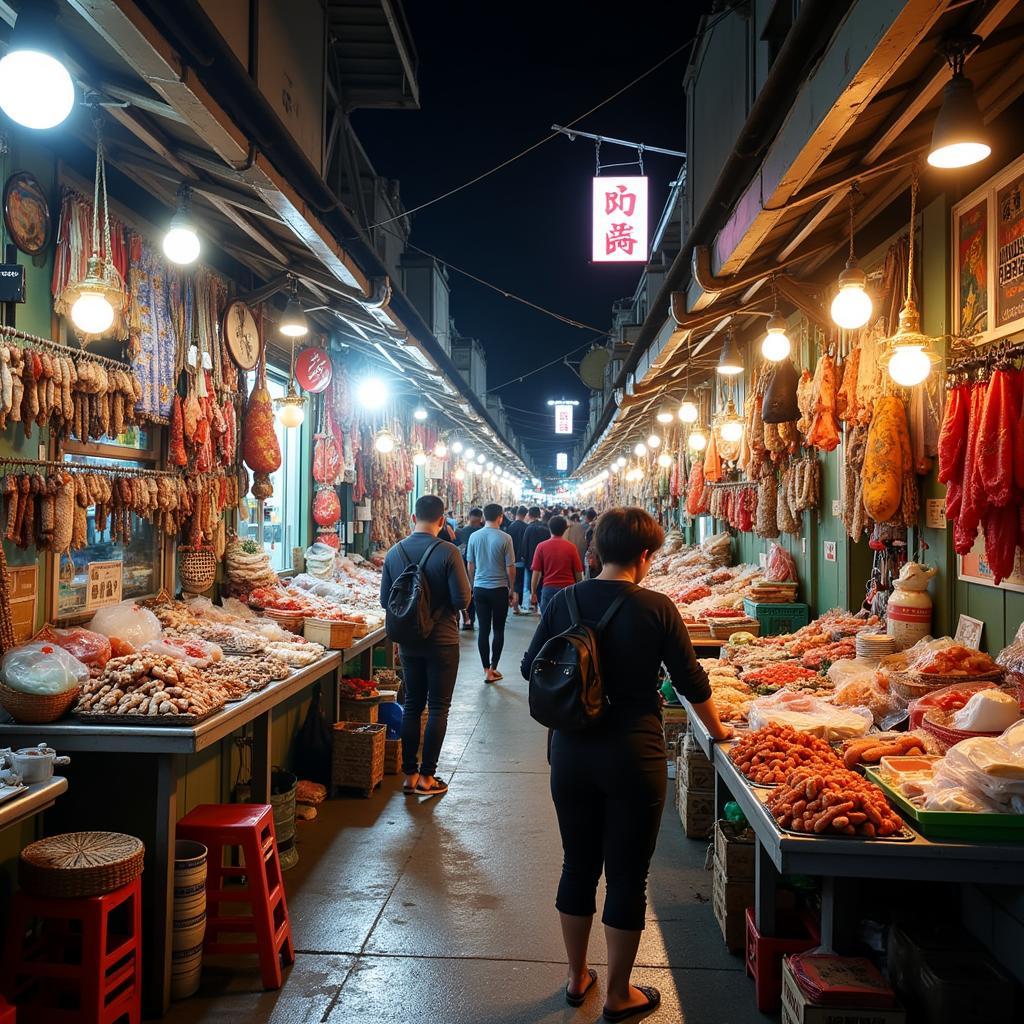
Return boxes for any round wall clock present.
[222,300,260,371]
[4,171,50,256]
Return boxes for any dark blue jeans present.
[399,644,460,776]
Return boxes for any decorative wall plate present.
[4,171,50,256]
[222,300,260,371]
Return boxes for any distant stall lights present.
[413,451,428,467]
[413,406,428,421]
[451,439,464,454]
[688,428,708,452]
[656,404,674,424]
[374,429,396,454]
[454,468,466,481]
[433,440,448,458]
[357,376,388,409]
[657,452,673,468]
[615,456,627,468]
[646,433,661,449]
[678,399,699,423]
[633,443,648,457]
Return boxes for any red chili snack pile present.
[742,663,820,688]
[728,724,839,784]
[766,765,902,837]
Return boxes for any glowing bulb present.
[358,376,388,408]
[486,461,494,470]
[162,224,201,266]
[634,443,648,457]
[928,141,990,169]
[761,315,791,361]
[688,429,708,452]
[476,454,485,464]
[413,406,428,421]
[887,346,931,387]
[451,440,464,454]
[657,453,672,468]
[721,420,743,443]
[0,50,74,130]
[647,434,661,448]
[433,441,448,458]
[454,468,465,481]
[413,451,428,466]
[374,431,395,454]
[615,457,627,468]
[278,403,305,429]
[678,401,699,423]
[656,404,674,424]
[70,290,115,335]
[464,447,475,460]
[831,266,873,330]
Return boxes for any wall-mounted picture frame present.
[3,171,51,256]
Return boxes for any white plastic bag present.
[1,642,89,695]
[747,690,873,741]
[88,601,162,646]
[142,638,223,668]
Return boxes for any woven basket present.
[920,709,1004,749]
[383,738,401,775]
[178,546,217,595]
[0,682,80,724]
[331,722,385,796]
[20,831,145,898]
[264,608,305,634]
[891,668,1005,703]
[710,619,760,640]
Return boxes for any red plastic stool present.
[176,803,294,989]
[1,878,141,1024]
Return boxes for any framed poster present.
[952,154,1024,344]
[958,531,1024,593]
[85,560,123,610]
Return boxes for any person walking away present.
[530,515,583,614]
[565,513,588,564]
[583,508,601,578]
[521,507,732,1020]
[380,495,471,798]
[521,506,551,613]
[465,503,517,682]
[455,507,484,630]
[506,505,529,614]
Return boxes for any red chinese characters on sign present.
[554,402,573,434]
[592,176,648,263]
[295,348,333,393]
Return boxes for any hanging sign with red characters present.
[592,176,648,263]
[295,348,333,393]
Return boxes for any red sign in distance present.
[295,348,333,393]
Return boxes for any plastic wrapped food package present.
[830,661,903,725]
[87,601,162,647]
[764,542,798,582]
[747,690,873,741]
[142,637,224,668]
[951,690,1021,732]
[996,619,1024,674]
[1,642,89,695]
[45,626,112,668]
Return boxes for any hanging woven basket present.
[179,546,217,595]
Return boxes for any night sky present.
[354,2,707,474]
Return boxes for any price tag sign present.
[86,560,122,611]
[926,499,946,530]
[954,614,984,650]
[295,348,333,393]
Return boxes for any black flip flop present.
[602,985,661,1022]
[566,968,598,1008]
[402,782,419,794]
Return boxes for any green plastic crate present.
[742,599,809,637]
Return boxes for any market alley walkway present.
[166,614,771,1024]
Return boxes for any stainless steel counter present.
[0,776,67,832]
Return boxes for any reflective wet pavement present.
[164,612,771,1023]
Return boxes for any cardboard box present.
[681,751,715,791]
[683,728,711,762]
[713,858,753,913]
[781,961,906,1024]
[663,705,688,750]
[678,783,714,839]
[713,820,755,881]
[712,865,748,952]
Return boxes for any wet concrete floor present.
[164,611,771,1023]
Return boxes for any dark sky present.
[354,2,708,473]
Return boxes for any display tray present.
[864,767,1024,841]
[0,782,28,806]
[72,705,224,726]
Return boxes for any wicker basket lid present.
[20,831,145,898]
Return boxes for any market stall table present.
[0,651,343,1016]
[0,777,67,833]
[684,703,1024,950]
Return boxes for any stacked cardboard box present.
[781,957,906,1024]
[663,704,688,751]
[711,819,755,951]
[676,730,714,839]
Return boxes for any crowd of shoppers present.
[382,498,721,1020]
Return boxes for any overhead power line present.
[367,7,731,229]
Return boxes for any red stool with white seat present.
[175,803,294,989]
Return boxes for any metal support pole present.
[550,124,686,158]
[755,840,778,936]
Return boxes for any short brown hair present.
[593,507,664,565]
[549,515,568,536]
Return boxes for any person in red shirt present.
[531,515,584,613]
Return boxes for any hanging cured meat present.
[862,395,908,524]
[313,433,340,485]
[312,486,341,527]
[976,368,1020,509]
[703,430,722,482]
[938,382,967,485]
[807,354,840,451]
[982,503,1018,586]
[954,384,986,555]
[242,362,282,501]
[685,462,705,516]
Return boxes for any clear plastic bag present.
[765,542,798,582]
[87,601,162,646]
[142,637,224,667]
[996,620,1024,674]
[1,642,89,695]
[47,627,112,669]
[748,690,873,740]
[830,662,903,725]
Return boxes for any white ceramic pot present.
[11,744,70,783]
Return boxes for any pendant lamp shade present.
[761,360,800,423]
[928,74,990,168]
[716,331,743,375]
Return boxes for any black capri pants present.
[549,712,666,931]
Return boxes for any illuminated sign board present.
[554,402,574,435]
[592,176,648,263]
[556,452,568,472]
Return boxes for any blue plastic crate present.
[742,599,809,637]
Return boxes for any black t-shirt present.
[455,522,482,555]
[520,579,711,716]
[506,519,527,560]
[522,521,551,569]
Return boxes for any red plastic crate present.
[744,906,819,1012]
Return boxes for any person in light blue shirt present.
[466,503,517,682]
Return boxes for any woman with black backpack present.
[520,507,733,1022]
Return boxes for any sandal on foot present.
[490,670,503,681]
[602,986,661,1022]
[566,968,598,1008]
[415,777,448,796]
[402,781,419,795]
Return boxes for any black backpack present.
[385,540,443,644]
[528,583,635,732]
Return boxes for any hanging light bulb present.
[656,403,674,424]
[464,446,475,460]
[716,331,743,376]
[451,439,464,454]
[279,277,308,338]
[0,2,75,130]
[486,460,494,470]
[831,187,873,330]
[476,453,485,464]
[454,467,466,481]
[657,452,673,468]
[374,429,396,454]
[357,376,388,408]
[274,380,306,429]
[688,428,708,452]
[928,36,990,169]
[721,419,743,443]
[413,406,428,421]
[433,440,448,458]
[413,451,428,467]
[647,433,662,449]
[615,456,627,468]
[761,311,791,362]
[888,345,932,387]
[633,442,648,457]
[162,184,200,265]
[678,397,699,423]
[70,255,116,335]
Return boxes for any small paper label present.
[824,541,837,562]
[926,499,946,530]
[954,614,984,650]
[759,553,768,569]
[831,499,841,517]
[86,560,122,610]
